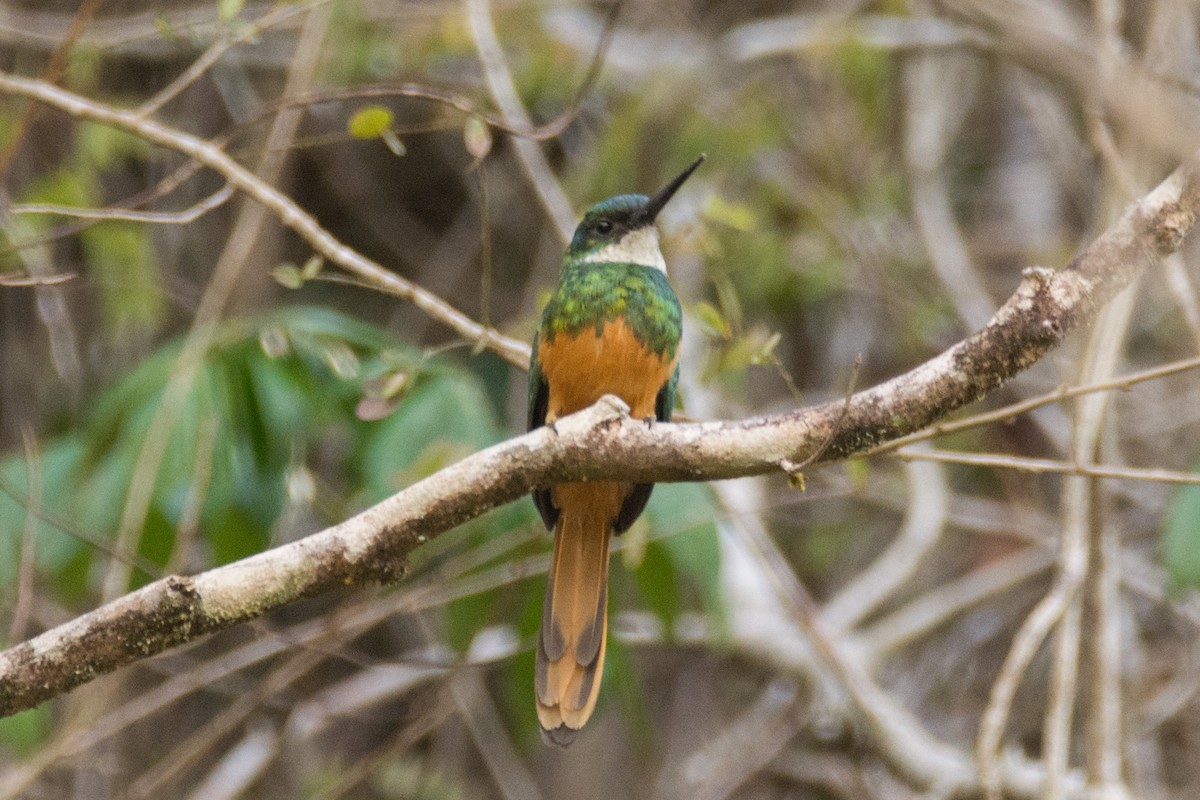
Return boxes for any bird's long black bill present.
[634,154,705,225]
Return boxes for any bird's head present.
[565,155,705,271]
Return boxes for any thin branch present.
[0,273,74,287]
[724,13,994,61]
[781,353,861,479]
[11,183,235,224]
[895,449,1200,486]
[976,527,1087,800]
[875,354,1200,454]
[8,429,42,643]
[0,157,211,259]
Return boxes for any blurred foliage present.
[0,306,510,592]
[2,0,1200,796]
[1164,476,1200,592]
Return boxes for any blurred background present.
[2,0,1200,798]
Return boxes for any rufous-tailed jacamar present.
[528,156,703,745]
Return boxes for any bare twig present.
[860,546,1055,658]
[976,529,1087,800]
[275,0,620,147]
[0,273,74,287]
[0,157,211,259]
[875,354,1200,454]
[781,353,862,479]
[724,13,993,61]
[895,449,1200,485]
[11,183,235,224]
[8,429,41,643]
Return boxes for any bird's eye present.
[595,220,614,235]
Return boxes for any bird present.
[528,155,703,745]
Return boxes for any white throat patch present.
[580,226,667,273]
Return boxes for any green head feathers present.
[564,155,706,262]
[566,195,648,259]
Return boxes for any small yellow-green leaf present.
[321,342,359,379]
[300,254,324,280]
[258,326,290,358]
[693,301,731,339]
[749,330,782,365]
[272,263,303,290]
[846,458,870,491]
[703,194,757,231]
[217,0,244,22]
[362,370,410,400]
[721,335,759,372]
[348,106,395,140]
[463,117,492,160]
[154,13,178,42]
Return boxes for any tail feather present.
[535,482,619,746]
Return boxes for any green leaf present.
[644,483,724,624]
[347,106,395,140]
[0,707,51,756]
[1164,478,1200,591]
[703,194,757,231]
[78,121,149,170]
[273,263,304,290]
[360,373,498,499]
[693,301,731,340]
[300,254,324,280]
[83,222,165,340]
[217,0,245,22]
[463,117,492,160]
[630,537,680,627]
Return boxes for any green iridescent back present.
[538,260,682,360]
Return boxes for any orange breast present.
[538,319,676,421]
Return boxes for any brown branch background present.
[2,1,1200,799]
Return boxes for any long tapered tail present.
[535,482,623,746]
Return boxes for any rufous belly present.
[537,318,676,421]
